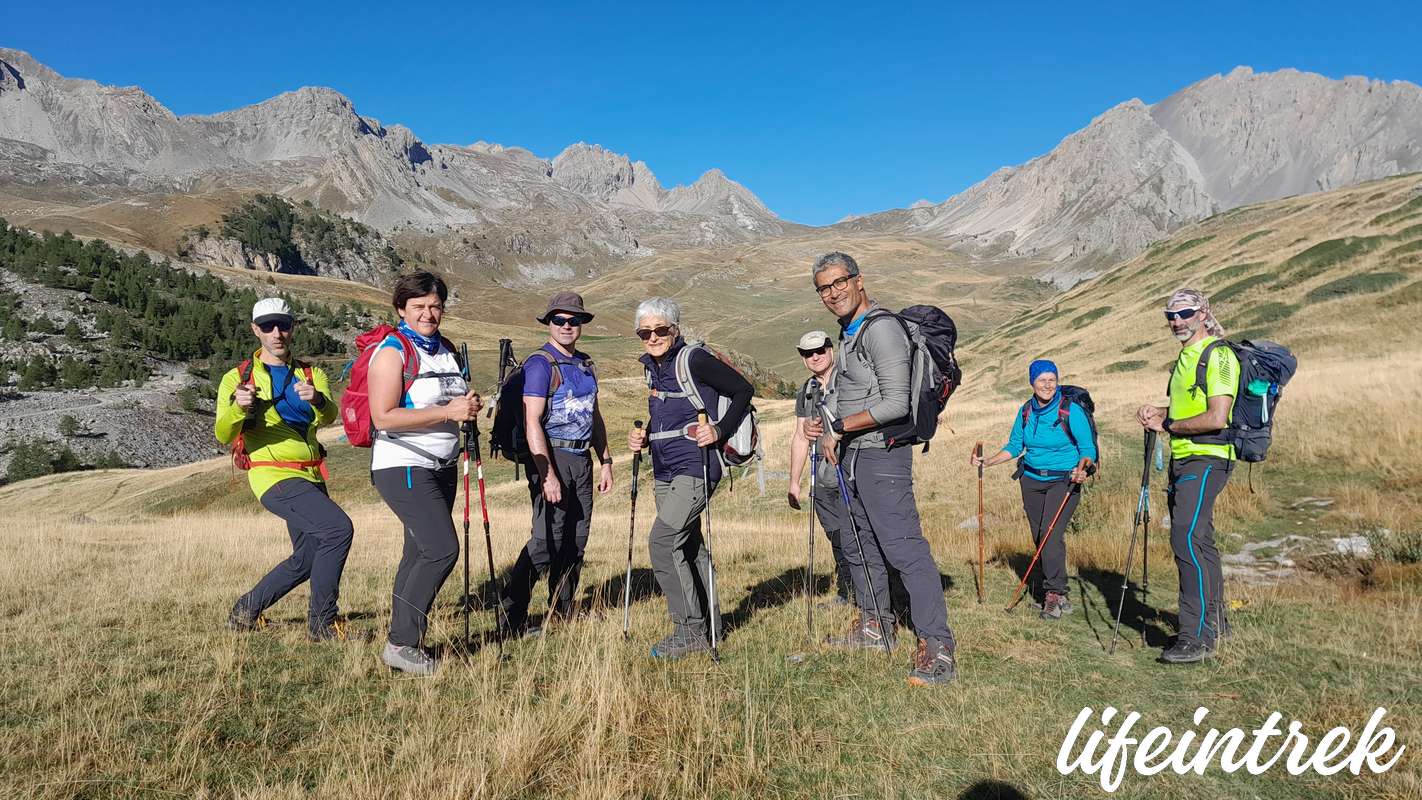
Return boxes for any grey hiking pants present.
[1168,456,1233,645]
[649,474,721,638]
[1019,476,1082,597]
[840,445,954,649]
[812,475,854,601]
[501,449,595,627]
[373,465,459,648]
[237,478,354,632]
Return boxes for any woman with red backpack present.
[971,359,1096,621]
[366,272,482,676]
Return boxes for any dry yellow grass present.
[4,177,1422,798]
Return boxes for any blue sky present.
[8,1,1422,225]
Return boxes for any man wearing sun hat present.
[498,291,615,637]
[214,297,357,642]
[787,330,854,608]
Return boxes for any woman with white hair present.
[625,297,753,660]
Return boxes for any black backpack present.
[850,305,962,451]
[489,349,594,459]
[1019,384,1099,474]
[1183,339,1297,463]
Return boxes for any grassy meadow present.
[3,177,1422,798]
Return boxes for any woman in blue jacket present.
[971,359,1096,620]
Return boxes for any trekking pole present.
[1108,429,1157,654]
[805,378,822,642]
[975,441,986,605]
[1005,458,1089,613]
[622,421,643,639]
[461,343,473,653]
[833,459,892,655]
[697,411,722,662]
[470,421,505,658]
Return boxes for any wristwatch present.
[831,418,845,436]
[1162,418,1176,435]
[598,454,612,466]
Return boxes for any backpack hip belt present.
[649,423,701,442]
[246,456,330,481]
[548,437,591,450]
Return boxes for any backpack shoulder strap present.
[1057,400,1078,447]
[1194,339,1226,395]
[848,309,905,355]
[674,343,707,412]
[237,359,254,386]
[525,349,561,396]
[389,331,420,391]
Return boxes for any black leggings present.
[1019,476,1081,596]
[374,465,458,648]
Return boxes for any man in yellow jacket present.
[215,298,356,641]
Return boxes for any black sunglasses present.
[814,275,855,297]
[549,314,588,328]
[636,325,675,341]
[256,320,293,333]
[1164,307,1201,321]
[798,344,831,358]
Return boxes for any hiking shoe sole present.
[382,643,439,676]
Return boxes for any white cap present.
[252,298,293,325]
[797,330,831,351]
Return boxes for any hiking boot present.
[308,616,372,643]
[906,638,957,686]
[496,615,544,641]
[650,624,710,660]
[1159,637,1215,665]
[824,615,895,651]
[227,604,267,632]
[382,642,439,675]
[1040,591,1063,622]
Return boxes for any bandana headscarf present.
[397,320,442,355]
[1166,288,1225,337]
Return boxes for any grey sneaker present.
[906,638,958,686]
[824,616,895,651]
[650,624,710,660]
[308,616,373,643]
[227,604,267,632]
[381,642,439,676]
[1040,592,1065,621]
[1159,637,1215,665]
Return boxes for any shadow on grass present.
[582,567,660,611]
[724,567,832,634]
[959,780,1028,800]
[1074,566,1176,649]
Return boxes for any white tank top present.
[370,336,468,471]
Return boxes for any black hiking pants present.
[1019,476,1081,597]
[501,449,595,628]
[374,465,459,648]
[237,478,354,633]
[1167,456,1233,646]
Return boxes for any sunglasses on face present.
[549,314,588,328]
[814,275,855,298]
[636,326,675,341]
[257,320,293,333]
[1164,307,1201,322]
[798,345,830,358]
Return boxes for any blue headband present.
[1029,359,1058,385]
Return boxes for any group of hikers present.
[215,251,1280,683]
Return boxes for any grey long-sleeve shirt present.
[832,303,911,450]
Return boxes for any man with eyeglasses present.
[802,252,957,686]
[1136,288,1239,664]
[498,291,614,637]
[215,297,357,642]
[787,331,853,608]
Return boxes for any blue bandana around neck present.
[397,320,441,355]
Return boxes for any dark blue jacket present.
[640,338,752,483]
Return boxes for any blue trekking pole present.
[833,458,892,655]
[805,378,821,643]
[1108,429,1157,654]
